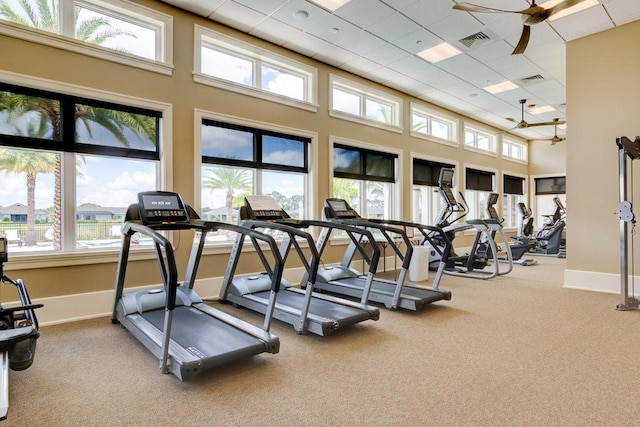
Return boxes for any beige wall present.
[566,19,640,276]
[0,0,532,305]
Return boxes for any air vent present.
[519,74,546,86]
[458,31,491,48]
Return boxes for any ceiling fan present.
[507,99,566,129]
[547,119,566,145]
[452,0,585,54]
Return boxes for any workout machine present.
[220,195,379,336]
[0,236,42,420]
[528,196,566,257]
[433,168,513,279]
[112,191,283,380]
[317,198,452,311]
[485,193,536,266]
[616,136,640,310]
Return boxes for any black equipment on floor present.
[485,193,536,266]
[432,168,513,279]
[220,195,380,336]
[317,198,452,311]
[0,236,42,420]
[529,196,566,257]
[112,191,283,380]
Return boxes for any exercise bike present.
[0,236,42,420]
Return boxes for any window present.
[199,119,310,238]
[412,158,455,225]
[194,26,318,111]
[502,174,526,228]
[410,103,458,145]
[330,75,402,131]
[0,80,164,255]
[464,125,496,155]
[534,176,566,228]
[0,0,173,74]
[503,138,528,163]
[332,142,398,220]
[465,167,495,220]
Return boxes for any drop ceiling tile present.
[160,0,224,17]
[379,0,419,10]
[249,17,304,45]
[362,42,410,66]
[270,0,331,31]
[435,54,502,88]
[334,0,396,28]
[392,28,442,53]
[604,0,640,25]
[231,0,288,15]
[284,32,335,58]
[335,29,388,56]
[341,56,381,76]
[550,6,614,41]
[427,12,485,43]
[313,45,360,68]
[366,12,422,42]
[399,0,457,27]
[304,14,361,45]
[210,1,266,31]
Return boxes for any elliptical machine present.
[429,168,513,279]
[0,236,42,420]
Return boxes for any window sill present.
[329,110,403,133]
[410,131,459,147]
[2,247,157,271]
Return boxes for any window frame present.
[0,0,173,75]
[463,123,498,156]
[501,172,527,229]
[502,137,528,164]
[329,136,402,221]
[194,109,318,250]
[194,25,318,112]
[0,70,173,269]
[463,165,497,221]
[410,102,459,146]
[329,74,403,133]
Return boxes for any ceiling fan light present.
[416,42,462,64]
[483,81,518,94]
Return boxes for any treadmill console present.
[242,195,289,221]
[324,198,360,219]
[137,191,189,225]
[0,236,7,264]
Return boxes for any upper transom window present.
[410,103,458,145]
[502,138,528,163]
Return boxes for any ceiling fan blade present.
[452,2,518,14]
[548,0,584,17]
[512,25,531,55]
[527,120,566,127]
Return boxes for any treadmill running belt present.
[143,306,266,361]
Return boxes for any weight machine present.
[616,136,640,310]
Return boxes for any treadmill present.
[316,198,452,311]
[112,191,283,381]
[220,195,380,336]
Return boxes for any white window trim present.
[194,109,319,252]
[409,102,459,147]
[329,135,403,220]
[0,69,173,270]
[329,74,403,133]
[463,123,498,157]
[0,0,174,75]
[193,25,318,113]
[502,137,529,164]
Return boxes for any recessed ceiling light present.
[416,42,462,63]
[483,81,518,94]
[306,0,352,12]
[543,0,599,21]
[293,10,309,20]
[529,105,556,115]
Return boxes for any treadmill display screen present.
[138,192,188,224]
[328,200,348,212]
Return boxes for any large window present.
[332,142,398,220]
[199,119,309,238]
[0,81,163,254]
[412,158,455,225]
[0,0,173,74]
[330,75,402,131]
[465,167,495,220]
[534,176,566,228]
[194,26,317,111]
[502,174,526,228]
[410,103,458,145]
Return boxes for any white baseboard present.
[563,269,627,295]
[24,266,309,326]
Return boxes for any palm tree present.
[202,167,252,224]
[0,1,149,250]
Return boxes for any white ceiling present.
[158,0,640,140]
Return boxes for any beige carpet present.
[5,257,640,426]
